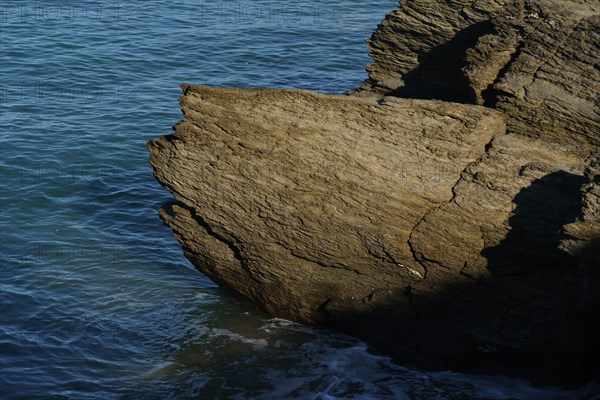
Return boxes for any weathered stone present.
[149,86,505,325]
[354,0,520,101]
[466,1,600,149]
[148,0,600,385]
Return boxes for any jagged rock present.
[358,0,600,148]
[149,86,505,324]
[465,1,600,149]
[354,0,520,101]
[148,0,600,385]
[561,156,600,314]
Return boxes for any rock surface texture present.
[149,0,600,384]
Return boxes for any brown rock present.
[353,0,520,101]
[148,0,600,385]
[466,1,600,148]
[149,86,504,326]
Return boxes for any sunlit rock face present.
[149,0,599,385]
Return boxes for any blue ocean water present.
[0,1,597,399]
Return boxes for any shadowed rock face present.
[148,0,600,385]
[357,0,600,148]
[355,0,517,101]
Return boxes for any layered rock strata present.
[149,0,599,384]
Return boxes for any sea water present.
[0,0,597,398]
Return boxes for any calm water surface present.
[0,1,597,398]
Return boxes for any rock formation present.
[149,0,599,385]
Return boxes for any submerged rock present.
[149,0,599,385]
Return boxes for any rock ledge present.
[149,0,599,385]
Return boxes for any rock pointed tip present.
[180,83,211,95]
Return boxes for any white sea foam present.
[211,327,269,347]
[246,318,598,400]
